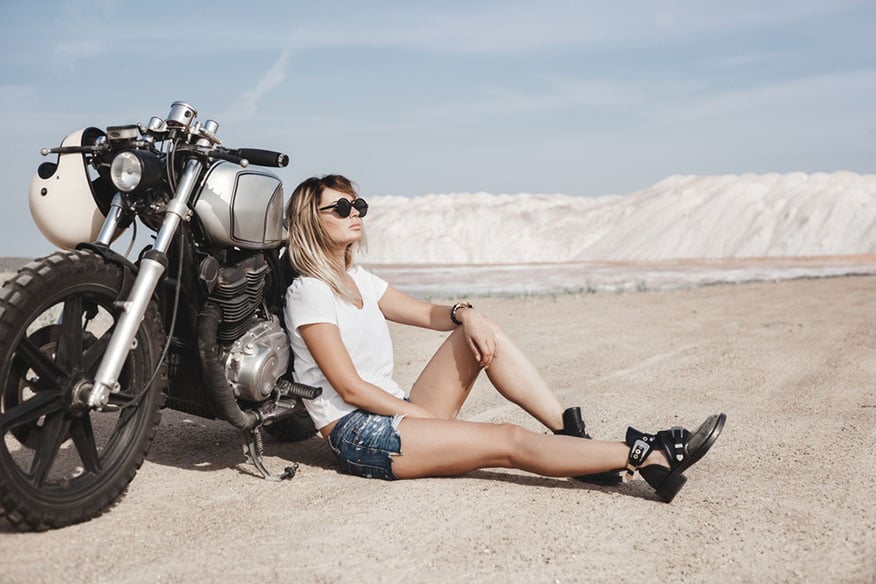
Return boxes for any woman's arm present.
[378,286,499,367]
[377,286,456,330]
[299,322,435,418]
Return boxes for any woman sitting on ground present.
[283,174,725,502]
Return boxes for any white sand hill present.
[364,171,876,264]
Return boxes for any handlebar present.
[210,148,289,168]
[223,148,289,168]
[210,149,249,167]
[40,120,289,170]
[41,144,109,156]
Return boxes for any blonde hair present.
[285,175,367,304]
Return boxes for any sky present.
[1,0,875,257]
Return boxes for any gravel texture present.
[1,274,874,583]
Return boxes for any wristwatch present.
[450,301,473,326]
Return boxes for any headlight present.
[110,151,142,192]
[110,150,162,193]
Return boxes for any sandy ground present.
[1,274,875,583]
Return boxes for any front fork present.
[85,158,203,408]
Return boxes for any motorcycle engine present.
[205,253,290,402]
[221,317,289,402]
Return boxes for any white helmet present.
[29,128,123,250]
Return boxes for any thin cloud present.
[220,46,293,122]
[652,69,876,127]
[411,78,662,122]
[258,1,870,55]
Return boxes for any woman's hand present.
[458,309,499,368]
[376,286,499,366]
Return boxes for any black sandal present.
[555,407,623,486]
[624,413,727,502]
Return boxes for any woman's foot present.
[624,413,727,502]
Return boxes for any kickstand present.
[241,427,298,482]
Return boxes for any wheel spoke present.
[15,336,66,390]
[28,411,72,487]
[0,390,65,433]
[69,414,101,474]
[56,296,84,373]
[107,391,133,406]
[102,405,137,454]
[81,333,112,375]
[107,384,142,406]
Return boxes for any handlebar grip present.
[210,150,248,166]
[232,148,289,168]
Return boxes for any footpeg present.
[277,377,322,400]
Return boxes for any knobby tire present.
[0,251,166,531]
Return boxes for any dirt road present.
[2,275,874,583]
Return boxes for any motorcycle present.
[0,101,322,531]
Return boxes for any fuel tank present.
[194,161,285,249]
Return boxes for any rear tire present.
[263,401,316,442]
[0,251,166,530]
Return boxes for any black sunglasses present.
[319,197,368,218]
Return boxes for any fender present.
[75,242,139,300]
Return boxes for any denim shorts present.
[327,409,404,480]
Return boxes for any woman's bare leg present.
[391,417,635,479]
[408,321,566,430]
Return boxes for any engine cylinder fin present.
[210,254,270,343]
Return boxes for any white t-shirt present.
[283,266,405,430]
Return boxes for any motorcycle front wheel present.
[0,251,166,531]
